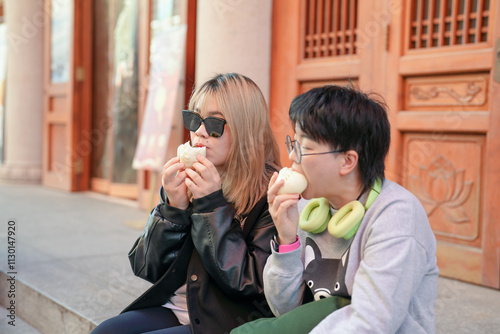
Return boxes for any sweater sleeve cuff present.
[192,189,227,213]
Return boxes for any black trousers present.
[90,307,191,334]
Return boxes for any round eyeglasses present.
[182,110,227,138]
[286,135,346,164]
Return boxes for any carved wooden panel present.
[302,0,358,59]
[405,74,489,111]
[403,133,484,248]
[407,0,491,50]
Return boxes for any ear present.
[339,150,358,176]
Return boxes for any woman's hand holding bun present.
[161,156,189,210]
[160,142,207,210]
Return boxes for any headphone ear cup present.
[299,198,332,234]
[327,201,365,239]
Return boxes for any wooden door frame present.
[270,0,300,166]
[73,0,92,191]
[135,0,151,206]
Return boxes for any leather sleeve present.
[128,188,192,284]
[191,190,276,299]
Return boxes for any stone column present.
[195,0,272,102]
[0,0,44,183]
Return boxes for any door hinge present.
[75,66,85,82]
[75,158,84,175]
[385,24,390,52]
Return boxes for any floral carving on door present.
[410,155,473,223]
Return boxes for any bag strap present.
[242,194,268,239]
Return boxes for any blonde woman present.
[92,73,281,334]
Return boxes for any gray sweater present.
[263,179,439,333]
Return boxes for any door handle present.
[495,37,500,83]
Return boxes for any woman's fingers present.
[184,156,221,198]
[164,156,182,168]
[170,170,187,186]
[192,155,218,181]
[161,157,185,188]
[160,157,190,209]
[184,168,203,185]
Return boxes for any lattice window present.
[303,0,358,59]
[409,0,490,49]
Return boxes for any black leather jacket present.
[123,188,276,334]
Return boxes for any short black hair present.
[289,84,391,188]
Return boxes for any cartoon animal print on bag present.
[304,237,350,300]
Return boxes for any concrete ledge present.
[0,270,96,333]
[0,183,152,333]
[1,307,42,334]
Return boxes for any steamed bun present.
[276,167,308,194]
[177,142,206,168]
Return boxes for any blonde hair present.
[189,73,281,215]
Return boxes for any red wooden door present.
[387,0,500,288]
[42,0,92,191]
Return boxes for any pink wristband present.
[279,236,300,253]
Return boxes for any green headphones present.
[299,179,382,239]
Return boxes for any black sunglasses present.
[182,110,227,138]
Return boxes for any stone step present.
[1,306,43,334]
[0,270,97,333]
[0,183,152,334]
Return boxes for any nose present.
[288,147,300,164]
[194,123,209,138]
